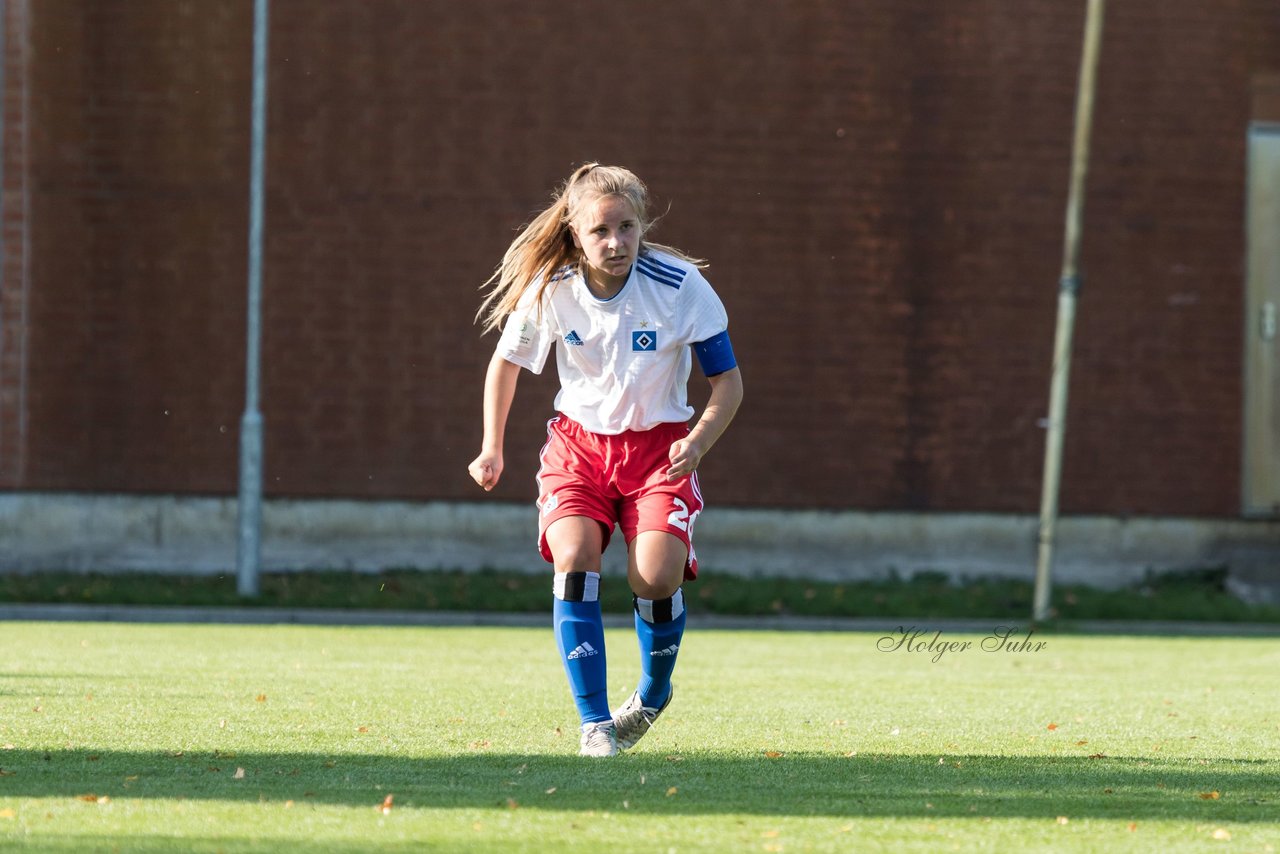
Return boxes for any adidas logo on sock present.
[649,644,680,657]
[567,642,599,660]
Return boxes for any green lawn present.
[0,622,1276,852]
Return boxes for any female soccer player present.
[468,163,743,757]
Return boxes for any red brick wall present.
[1,0,1275,516]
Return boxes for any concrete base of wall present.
[2,492,1277,600]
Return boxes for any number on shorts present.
[668,498,690,532]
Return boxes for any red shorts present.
[535,416,704,580]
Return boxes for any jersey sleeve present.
[680,268,730,344]
[495,287,554,374]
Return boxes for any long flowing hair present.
[476,163,705,333]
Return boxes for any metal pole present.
[236,0,270,597]
[1033,0,1105,622]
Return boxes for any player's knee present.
[552,543,601,575]
[629,571,681,601]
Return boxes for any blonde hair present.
[476,163,705,333]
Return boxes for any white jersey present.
[496,249,729,435]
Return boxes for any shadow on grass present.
[1,748,1275,822]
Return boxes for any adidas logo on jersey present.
[567,642,599,660]
[564,330,584,346]
[650,644,680,657]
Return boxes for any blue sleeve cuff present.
[693,330,737,377]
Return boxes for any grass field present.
[0,621,1277,852]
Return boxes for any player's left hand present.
[665,437,704,481]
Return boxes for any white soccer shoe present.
[579,720,618,757]
[611,686,673,751]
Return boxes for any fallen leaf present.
[470,740,491,749]
[0,809,15,819]
[1212,828,1231,841]
[506,798,519,810]
[96,796,110,805]
[380,794,393,815]
[358,726,369,734]
[762,830,780,838]
[1088,753,1107,760]
[554,727,563,737]
[1056,816,1069,825]
[764,751,783,759]
[78,794,98,802]
[1047,723,1059,731]
[665,755,683,762]
[284,801,294,809]
[544,787,557,795]
[87,755,100,762]
[233,767,245,779]
[1200,791,1221,800]
[124,775,139,782]
[1127,822,1137,832]
[666,787,678,796]
[255,694,267,703]
[0,769,14,777]
[1076,740,1088,746]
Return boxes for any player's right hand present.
[468,452,503,491]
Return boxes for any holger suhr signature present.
[877,626,1047,663]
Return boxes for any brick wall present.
[0,0,1275,517]
[0,0,31,488]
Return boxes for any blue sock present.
[633,589,686,709]
[553,571,610,726]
